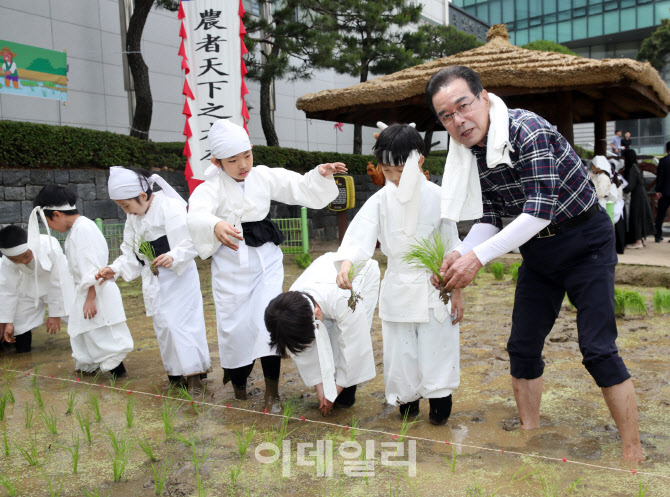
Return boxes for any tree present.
[522,40,578,56]
[307,0,423,154]
[243,2,335,146]
[126,0,179,140]
[637,18,670,71]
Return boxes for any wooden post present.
[556,92,574,147]
[594,101,607,156]
[337,212,348,244]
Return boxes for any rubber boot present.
[14,330,32,354]
[187,375,204,397]
[109,362,127,379]
[399,399,420,419]
[429,395,453,426]
[264,377,282,413]
[222,368,230,385]
[232,381,248,400]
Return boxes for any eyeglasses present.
[438,92,481,126]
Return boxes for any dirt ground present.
[1,242,669,497]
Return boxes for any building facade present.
[452,0,670,154]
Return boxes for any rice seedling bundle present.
[125,238,158,276]
[653,288,670,314]
[402,232,450,305]
[614,287,626,316]
[346,261,368,311]
[508,262,521,283]
[489,261,505,280]
[295,253,312,269]
[623,290,647,316]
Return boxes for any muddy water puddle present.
[0,254,668,496]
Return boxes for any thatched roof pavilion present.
[296,25,670,155]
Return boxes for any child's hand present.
[153,254,174,269]
[2,323,15,344]
[214,220,244,251]
[450,288,464,324]
[83,300,97,320]
[318,162,348,177]
[336,260,353,290]
[96,267,115,284]
[46,317,61,334]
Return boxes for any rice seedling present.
[40,470,64,497]
[76,410,92,443]
[508,262,521,283]
[125,238,158,276]
[0,472,17,496]
[346,260,368,311]
[86,393,102,422]
[397,410,420,442]
[137,433,159,462]
[4,387,14,403]
[63,390,78,415]
[296,253,312,269]
[41,406,58,434]
[30,366,39,388]
[126,395,135,429]
[489,261,505,281]
[234,423,256,460]
[189,433,218,497]
[175,385,200,414]
[635,478,650,497]
[402,232,450,304]
[347,415,359,441]
[0,394,7,421]
[2,428,9,456]
[15,432,40,466]
[24,403,34,429]
[465,471,484,497]
[228,465,242,494]
[60,433,81,474]
[108,374,117,389]
[106,427,133,482]
[160,399,180,438]
[31,384,44,409]
[653,288,670,314]
[83,486,108,497]
[566,477,584,494]
[276,401,297,446]
[151,457,172,495]
[446,444,457,473]
[537,469,561,497]
[614,287,626,316]
[623,290,647,316]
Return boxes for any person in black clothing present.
[655,141,670,242]
[621,131,632,152]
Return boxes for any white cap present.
[209,119,251,160]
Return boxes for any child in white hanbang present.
[187,119,345,412]
[0,224,74,353]
[96,167,211,394]
[33,185,133,378]
[265,253,380,416]
[334,123,463,426]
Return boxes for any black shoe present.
[656,236,664,243]
[429,395,453,426]
[399,400,420,419]
[109,362,127,379]
[14,330,32,354]
[334,385,357,408]
[168,374,186,387]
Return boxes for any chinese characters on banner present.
[178,0,249,191]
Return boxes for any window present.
[558,20,572,41]
[489,0,502,23]
[604,1,619,10]
[502,0,516,22]
[543,0,557,15]
[588,3,604,14]
[604,11,619,34]
[476,3,489,21]
[242,0,260,16]
[588,13,603,36]
[516,28,529,45]
[573,17,588,39]
[637,4,654,28]
[529,25,542,41]
[620,7,637,30]
[516,0,529,20]
[655,1,670,24]
[544,22,558,41]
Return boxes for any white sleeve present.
[163,201,198,276]
[187,181,224,259]
[0,262,19,323]
[332,195,380,271]
[109,220,143,282]
[331,298,374,387]
[45,240,69,317]
[267,166,339,208]
[290,343,323,387]
[453,223,500,256]
[472,214,550,265]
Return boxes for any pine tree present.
[637,18,670,71]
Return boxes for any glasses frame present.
[438,92,481,127]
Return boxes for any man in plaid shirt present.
[426,66,644,463]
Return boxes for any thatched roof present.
[296,24,670,131]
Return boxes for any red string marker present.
[127,390,132,394]
[392,434,398,440]
[226,404,230,408]
[344,426,349,432]
[631,470,638,474]
[562,458,567,462]
[76,378,81,382]
[300,416,305,421]
[156,395,162,399]
[264,408,268,414]
[50,374,53,379]
[446,441,450,445]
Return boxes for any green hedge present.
[0,120,445,175]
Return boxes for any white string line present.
[7,368,667,481]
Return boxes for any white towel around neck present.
[440,93,514,222]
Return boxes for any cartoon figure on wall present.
[2,47,19,89]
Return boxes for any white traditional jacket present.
[335,176,459,323]
[0,235,73,332]
[65,217,126,336]
[289,253,376,393]
[187,164,338,259]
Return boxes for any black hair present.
[425,66,484,116]
[33,185,79,219]
[622,148,638,181]
[0,225,28,249]
[115,166,154,202]
[373,124,424,166]
[265,291,317,357]
[665,141,670,153]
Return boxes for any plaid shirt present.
[471,109,597,229]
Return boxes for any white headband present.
[107,166,186,207]
[1,243,29,257]
[41,203,76,211]
[302,293,317,330]
[209,119,251,160]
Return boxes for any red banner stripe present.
[178,1,185,20]
[182,79,194,99]
[182,99,191,117]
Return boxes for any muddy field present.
[1,244,669,497]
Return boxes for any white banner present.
[179,0,247,185]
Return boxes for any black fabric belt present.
[242,214,285,248]
[534,203,601,239]
[135,235,170,266]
